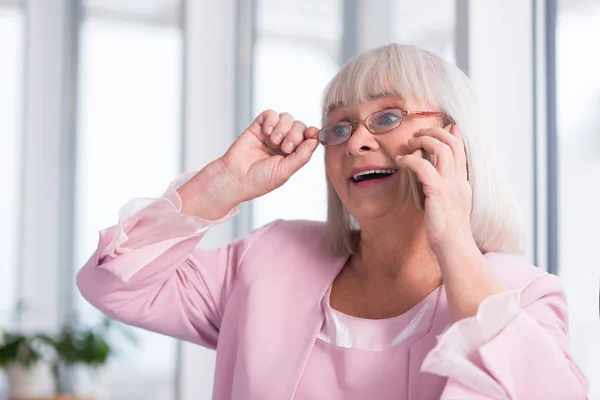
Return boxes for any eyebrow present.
[326,92,404,114]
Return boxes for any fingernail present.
[273,133,283,143]
[266,126,273,135]
[284,142,294,152]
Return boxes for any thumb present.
[280,138,319,177]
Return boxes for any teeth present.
[353,169,397,180]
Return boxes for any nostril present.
[360,146,370,151]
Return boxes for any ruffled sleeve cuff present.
[421,290,521,399]
[96,171,238,281]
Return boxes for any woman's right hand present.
[222,109,320,201]
[177,110,320,220]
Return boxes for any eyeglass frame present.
[317,108,450,146]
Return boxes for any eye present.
[375,112,400,126]
[332,124,350,137]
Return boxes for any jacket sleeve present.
[422,273,590,400]
[76,172,281,349]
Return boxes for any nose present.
[344,122,379,156]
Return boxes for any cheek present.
[380,135,412,158]
[385,121,431,154]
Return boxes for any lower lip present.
[349,174,395,187]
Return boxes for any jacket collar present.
[239,247,349,399]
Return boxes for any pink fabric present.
[76,180,590,399]
[422,290,521,399]
[317,285,440,351]
[294,285,441,399]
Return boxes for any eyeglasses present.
[318,108,446,146]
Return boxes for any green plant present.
[41,316,137,367]
[0,333,45,368]
[0,314,137,394]
[0,301,45,369]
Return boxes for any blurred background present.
[0,0,598,398]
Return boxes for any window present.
[73,1,183,398]
[251,0,343,229]
[556,1,600,397]
[0,1,24,394]
[0,2,24,327]
[391,0,455,64]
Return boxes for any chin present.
[344,201,395,221]
[345,195,419,222]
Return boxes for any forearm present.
[424,269,590,399]
[77,231,222,348]
[434,238,504,322]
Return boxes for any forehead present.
[326,95,423,121]
[326,92,402,112]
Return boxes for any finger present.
[281,138,319,176]
[395,154,440,189]
[407,136,453,175]
[270,112,295,145]
[449,124,461,139]
[281,121,308,154]
[414,126,466,172]
[248,109,279,139]
[304,126,319,140]
[449,125,469,179]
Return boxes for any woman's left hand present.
[395,125,473,251]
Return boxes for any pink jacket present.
[76,176,589,399]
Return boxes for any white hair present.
[322,43,525,256]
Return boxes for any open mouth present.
[350,169,398,183]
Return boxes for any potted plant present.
[0,330,54,397]
[0,314,136,399]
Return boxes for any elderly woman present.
[77,44,589,399]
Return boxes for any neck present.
[352,212,442,287]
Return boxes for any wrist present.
[432,232,490,281]
[432,228,477,260]
[177,160,243,220]
[434,238,504,321]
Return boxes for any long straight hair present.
[322,44,525,256]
